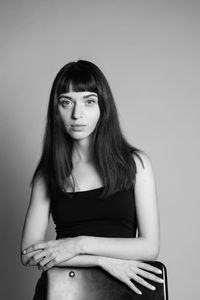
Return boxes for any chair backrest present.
[47,260,169,300]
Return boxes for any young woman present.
[20,60,163,298]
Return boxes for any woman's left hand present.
[22,237,82,271]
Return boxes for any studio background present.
[0,1,199,299]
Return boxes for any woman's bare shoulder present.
[30,172,51,205]
[132,151,153,173]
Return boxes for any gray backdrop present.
[0,0,199,299]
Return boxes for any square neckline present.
[62,186,105,194]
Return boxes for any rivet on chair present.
[69,271,75,277]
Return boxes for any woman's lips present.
[71,125,86,131]
[71,124,86,126]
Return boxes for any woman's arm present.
[45,254,163,296]
[78,153,160,261]
[23,153,159,266]
[20,174,51,266]
[52,254,100,268]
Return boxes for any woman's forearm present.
[78,236,159,261]
[55,254,101,268]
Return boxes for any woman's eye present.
[86,99,96,105]
[60,100,72,107]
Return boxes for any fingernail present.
[157,269,162,274]
[151,286,156,290]
[138,291,142,295]
[22,250,26,254]
[159,278,164,283]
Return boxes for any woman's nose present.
[72,103,83,119]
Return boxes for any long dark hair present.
[30,60,144,198]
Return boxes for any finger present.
[30,250,49,262]
[23,249,44,264]
[38,264,43,271]
[124,279,142,295]
[28,256,45,266]
[27,249,48,266]
[39,255,54,267]
[137,262,162,274]
[131,274,156,291]
[137,269,164,284]
[43,259,56,271]
[22,242,47,255]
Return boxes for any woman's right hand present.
[98,256,164,295]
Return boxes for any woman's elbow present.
[20,249,28,267]
[20,253,26,266]
[142,239,160,261]
[149,241,160,260]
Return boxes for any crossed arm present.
[20,153,162,294]
[20,153,159,267]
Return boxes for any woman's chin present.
[68,132,92,142]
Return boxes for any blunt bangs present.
[57,65,98,95]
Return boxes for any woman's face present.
[58,90,100,142]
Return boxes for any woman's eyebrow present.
[83,94,98,98]
[59,93,97,99]
[58,95,73,100]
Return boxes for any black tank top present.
[50,186,138,239]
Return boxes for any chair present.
[47,260,169,300]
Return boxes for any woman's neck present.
[72,138,93,164]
